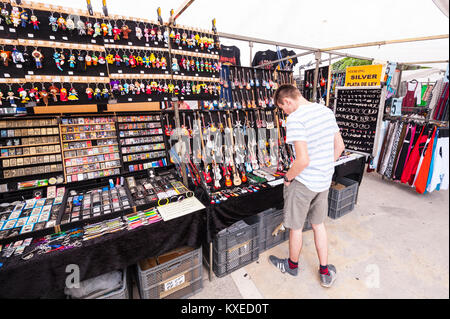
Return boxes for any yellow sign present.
[345,64,383,87]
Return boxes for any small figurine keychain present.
[59,86,68,102]
[57,14,66,31]
[121,23,131,39]
[101,86,110,99]
[86,22,94,36]
[85,85,94,100]
[135,53,143,67]
[48,84,60,102]
[77,50,86,72]
[68,87,79,100]
[114,52,122,66]
[106,21,113,36]
[143,26,150,42]
[157,29,163,42]
[17,87,29,104]
[101,22,108,37]
[66,17,75,31]
[172,57,180,72]
[135,24,143,40]
[150,27,157,42]
[112,23,121,40]
[143,53,150,68]
[128,53,136,68]
[122,53,129,67]
[77,19,86,36]
[20,10,29,28]
[11,47,25,64]
[30,12,40,30]
[6,87,20,107]
[68,51,76,68]
[39,85,49,106]
[161,56,167,69]
[94,85,102,100]
[91,53,98,66]
[49,13,58,32]
[10,6,21,28]
[98,55,106,65]
[53,51,64,71]
[93,21,101,38]
[106,53,114,64]
[28,86,39,103]
[182,31,188,46]
[1,7,12,25]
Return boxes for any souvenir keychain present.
[59,84,68,102]
[143,53,150,68]
[17,86,29,104]
[129,51,136,68]
[77,19,86,35]
[53,50,64,71]
[135,51,143,66]
[28,85,39,103]
[150,26,157,42]
[101,21,109,36]
[11,47,25,64]
[68,50,76,68]
[122,51,129,67]
[94,84,102,100]
[68,86,78,100]
[39,84,49,106]
[20,10,29,28]
[98,54,106,65]
[114,51,122,66]
[49,12,58,32]
[10,6,21,28]
[86,21,94,36]
[48,84,60,102]
[121,22,131,39]
[93,21,102,38]
[6,86,19,107]
[85,84,94,100]
[157,28,163,42]
[161,55,167,69]
[66,17,75,31]
[135,23,143,40]
[85,52,92,67]
[1,6,12,25]
[29,11,40,30]
[101,84,110,99]
[106,53,114,64]
[112,21,121,40]
[91,52,98,66]
[172,57,180,72]
[57,14,66,31]
[144,25,150,42]
[77,50,86,72]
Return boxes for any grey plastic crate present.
[328,177,359,219]
[211,220,259,278]
[136,247,203,299]
[68,269,129,299]
[259,209,288,252]
[97,269,129,299]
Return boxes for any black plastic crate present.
[211,220,259,278]
[328,177,359,219]
[136,247,203,299]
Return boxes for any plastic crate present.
[328,177,359,219]
[210,220,259,278]
[258,209,288,252]
[136,247,203,299]
[68,269,129,299]
[97,269,129,299]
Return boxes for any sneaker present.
[319,264,337,288]
[269,255,298,276]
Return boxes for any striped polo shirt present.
[286,103,339,192]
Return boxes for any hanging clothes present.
[413,127,437,194]
[378,121,397,176]
[402,80,418,112]
[400,125,428,185]
[427,129,449,192]
[384,122,404,179]
[392,124,414,180]
[370,120,389,170]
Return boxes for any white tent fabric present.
[433,0,449,17]
[401,68,446,82]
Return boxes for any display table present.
[0,210,205,299]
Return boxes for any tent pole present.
[312,51,321,102]
[326,54,332,106]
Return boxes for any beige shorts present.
[283,179,329,230]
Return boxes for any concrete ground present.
[133,172,449,299]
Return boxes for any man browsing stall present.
[269,84,345,288]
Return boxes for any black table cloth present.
[0,210,204,299]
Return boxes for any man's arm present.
[285,140,309,182]
[334,131,345,161]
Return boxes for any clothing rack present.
[383,114,449,127]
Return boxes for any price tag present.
[164,71,169,74]
[91,39,96,43]
[128,42,133,46]
[164,274,185,292]
[147,98,152,101]
[154,42,158,45]
[140,71,144,74]
[49,36,55,40]
[62,36,68,41]
[28,71,34,75]
[68,71,73,75]
[27,34,34,38]
[145,43,149,47]
[179,47,182,50]
[181,73,185,76]
[0,26,4,30]
[118,70,123,73]
[195,49,198,52]
[100,72,105,76]
[3,73,10,78]
[128,98,133,102]
[164,97,168,101]
[9,28,16,33]
[16,64,22,69]
[195,74,199,77]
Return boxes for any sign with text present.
[345,65,383,87]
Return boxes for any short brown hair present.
[273,84,301,106]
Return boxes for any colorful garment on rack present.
[413,127,437,194]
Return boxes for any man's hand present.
[284,180,291,187]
